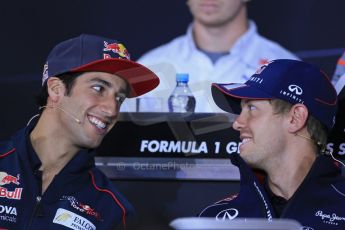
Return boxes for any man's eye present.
[92,85,103,92]
[248,105,257,111]
[115,95,126,104]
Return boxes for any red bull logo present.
[78,203,101,220]
[258,58,269,66]
[78,204,93,212]
[0,172,20,186]
[61,196,102,221]
[103,41,130,60]
[0,187,22,200]
[255,60,273,75]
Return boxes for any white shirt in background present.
[121,21,299,113]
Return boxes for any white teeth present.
[242,138,251,144]
[89,116,106,129]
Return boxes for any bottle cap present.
[176,73,189,82]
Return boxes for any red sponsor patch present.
[0,172,20,186]
[103,41,130,60]
[0,187,22,200]
[61,196,102,221]
[215,193,238,204]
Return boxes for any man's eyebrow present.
[89,78,112,87]
[89,77,128,95]
[240,99,251,107]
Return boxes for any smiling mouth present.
[242,138,252,144]
[240,138,252,150]
[88,116,107,130]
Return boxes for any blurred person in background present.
[123,0,299,112]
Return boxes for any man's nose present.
[232,112,245,131]
[100,96,118,117]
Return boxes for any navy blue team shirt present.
[0,120,134,229]
[199,153,345,229]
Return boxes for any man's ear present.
[287,104,309,133]
[47,77,65,103]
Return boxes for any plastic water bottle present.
[168,73,196,112]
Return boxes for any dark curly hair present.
[36,72,83,107]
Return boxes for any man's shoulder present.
[249,33,299,60]
[88,167,113,187]
[0,139,16,158]
[88,167,119,192]
[329,173,345,191]
[88,167,134,213]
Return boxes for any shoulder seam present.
[88,170,126,228]
[0,148,16,158]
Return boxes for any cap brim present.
[71,58,159,98]
[211,83,274,114]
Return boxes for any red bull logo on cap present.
[255,60,274,75]
[0,172,20,186]
[258,58,269,66]
[103,41,130,60]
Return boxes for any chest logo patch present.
[315,210,345,226]
[60,196,102,221]
[0,205,17,223]
[53,208,96,230]
[0,172,20,186]
[0,172,22,200]
[216,208,239,220]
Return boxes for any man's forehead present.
[240,99,258,105]
[79,72,129,94]
[81,72,125,84]
[240,98,270,106]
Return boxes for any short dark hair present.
[36,72,83,107]
[270,99,328,152]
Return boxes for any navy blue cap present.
[42,34,159,98]
[212,59,338,130]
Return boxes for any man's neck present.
[192,10,248,53]
[29,114,79,193]
[266,149,317,200]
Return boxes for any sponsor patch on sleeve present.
[53,208,96,230]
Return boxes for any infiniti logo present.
[302,227,314,230]
[288,84,303,95]
[216,208,239,220]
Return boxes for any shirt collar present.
[304,154,341,180]
[186,20,257,54]
[231,20,257,55]
[14,115,95,175]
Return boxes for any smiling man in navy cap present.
[0,34,159,229]
[198,59,345,229]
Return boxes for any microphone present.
[329,149,345,168]
[295,133,345,168]
[294,133,321,146]
[40,105,81,124]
